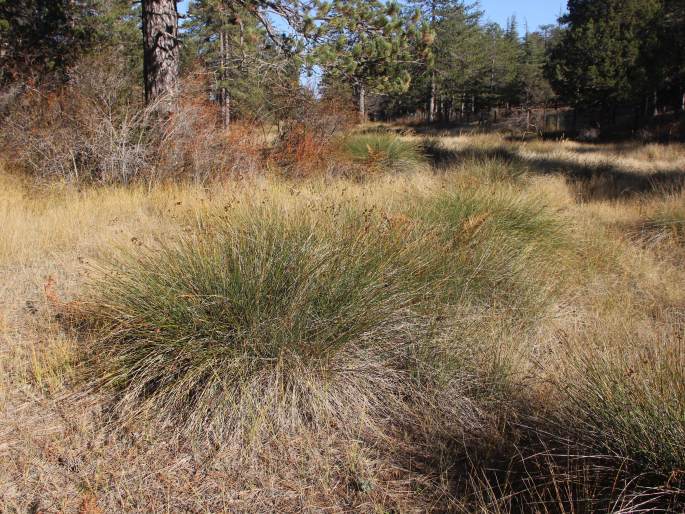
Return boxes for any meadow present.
[1,130,684,513]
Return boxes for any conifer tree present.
[656,0,685,111]
[546,0,662,118]
[431,1,486,120]
[519,29,555,107]
[0,0,96,83]
[309,0,431,120]
[184,0,298,126]
[142,0,180,106]
[406,0,451,122]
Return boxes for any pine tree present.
[519,29,555,107]
[406,0,452,122]
[142,0,180,106]
[433,2,486,120]
[184,0,296,126]
[310,0,431,120]
[0,0,97,83]
[487,16,523,108]
[655,0,685,111]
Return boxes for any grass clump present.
[342,132,427,173]
[76,206,474,440]
[75,187,567,443]
[559,338,685,477]
[643,196,685,247]
[413,187,567,314]
[457,145,530,183]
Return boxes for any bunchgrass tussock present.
[341,132,427,173]
[559,338,685,476]
[641,195,685,248]
[455,143,530,183]
[75,204,505,442]
[412,186,567,315]
[73,187,567,444]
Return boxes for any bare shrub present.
[0,55,266,184]
[1,53,151,183]
[154,75,265,182]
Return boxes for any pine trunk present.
[222,90,230,130]
[220,30,230,130]
[358,85,366,122]
[556,108,560,131]
[142,0,179,107]
[428,71,436,123]
[428,1,436,124]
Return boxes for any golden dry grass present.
[1,134,684,512]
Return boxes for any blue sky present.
[479,0,565,31]
[178,0,565,32]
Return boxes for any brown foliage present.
[0,55,266,184]
[270,95,357,176]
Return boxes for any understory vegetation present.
[1,130,684,512]
[2,0,685,511]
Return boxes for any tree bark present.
[556,108,560,132]
[142,0,179,107]
[428,0,436,124]
[428,71,436,123]
[220,30,230,129]
[222,84,230,130]
[358,84,366,122]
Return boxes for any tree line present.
[384,0,684,127]
[1,0,684,131]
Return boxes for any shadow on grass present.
[405,412,685,513]
[428,144,685,202]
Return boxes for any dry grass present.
[1,132,684,512]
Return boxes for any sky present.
[178,0,566,33]
[479,0,565,32]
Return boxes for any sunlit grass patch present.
[342,132,427,173]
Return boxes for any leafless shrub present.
[154,75,266,182]
[0,55,266,184]
[2,53,148,183]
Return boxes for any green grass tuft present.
[76,188,567,442]
[558,335,685,476]
[342,133,427,172]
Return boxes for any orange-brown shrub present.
[0,54,266,184]
[155,76,265,182]
[270,95,357,176]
